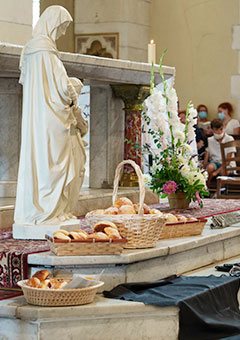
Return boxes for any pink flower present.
[163,181,178,194]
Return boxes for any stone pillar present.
[231,24,240,114]
[0,78,22,197]
[111,84,149,187]
[89,83,124,188]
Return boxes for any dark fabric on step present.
[103,275,240,340]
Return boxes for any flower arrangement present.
[143,52,208,207]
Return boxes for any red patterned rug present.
[155,198,240,218]
[0,289,23,301]
[0,234,49,289]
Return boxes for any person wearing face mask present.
[203,119,236,187]
[217,102,240,136]
[197,104,210,126]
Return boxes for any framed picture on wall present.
[75,32,119,59]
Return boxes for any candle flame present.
[150,39,154,44]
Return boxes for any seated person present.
[197,104,210,128]
[218,102,240,135]
[203,118,236,186]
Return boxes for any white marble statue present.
[14,6,87,225]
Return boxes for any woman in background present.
[218,102,240,135]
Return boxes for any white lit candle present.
[148,39,156,64]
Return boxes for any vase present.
[168,192,190,209]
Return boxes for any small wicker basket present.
[159,219,207,239]
[46,235,127,256]
[86,160,165,249]
[17,280,104,307]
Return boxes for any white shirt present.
[206,134,236,163]
[225,118,240,135]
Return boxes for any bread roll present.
[53,231,71,241]
[118,205,136,215]
[114,197,133,208]
[94,221,118,232]
[104,227,122,239]
[150,209,163,215]
[104,207,119,215]
[164,213,178,223]
[86,209,105,216]
[176,215,187,223]
[49,278,67,289]
[133,203,150,214]
[26,277,41,288]
[59,229,69,236]
[33,270,50,281]
[40,279,51,289]
[95,232,109,240]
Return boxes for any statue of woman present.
[14,6,86,225]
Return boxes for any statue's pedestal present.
[12,219,80,240]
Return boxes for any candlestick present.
[148,39,156,64]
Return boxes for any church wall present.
[74,0,151,61]
[0,0,32,45]
[150,0,239,118]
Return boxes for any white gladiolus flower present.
[175,131,185,143]
[167,87,178,112]
[143,174,152,185]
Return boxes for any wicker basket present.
[46,235,126,256]
[159,219,207,239]
[86,160,165,249]
[17,280,104,306]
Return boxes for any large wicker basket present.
[86,160,165,249]
[17,280,104,307]
[159,219,207,239]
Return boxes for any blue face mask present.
[218,112,225,120]
[198,111,207,119]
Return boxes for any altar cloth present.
[104,275,240,340]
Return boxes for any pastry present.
[94,221,118,232]
[33,270,50,281]
[26,277,42,288]
[133,203,150,214]
[53,231,71,241]
[114,197,133,208]
[104,207,119,215]
[118,205,136,215]
[104,227,122,239]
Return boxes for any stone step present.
[28,221,240,291]
[1,255,240,340]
